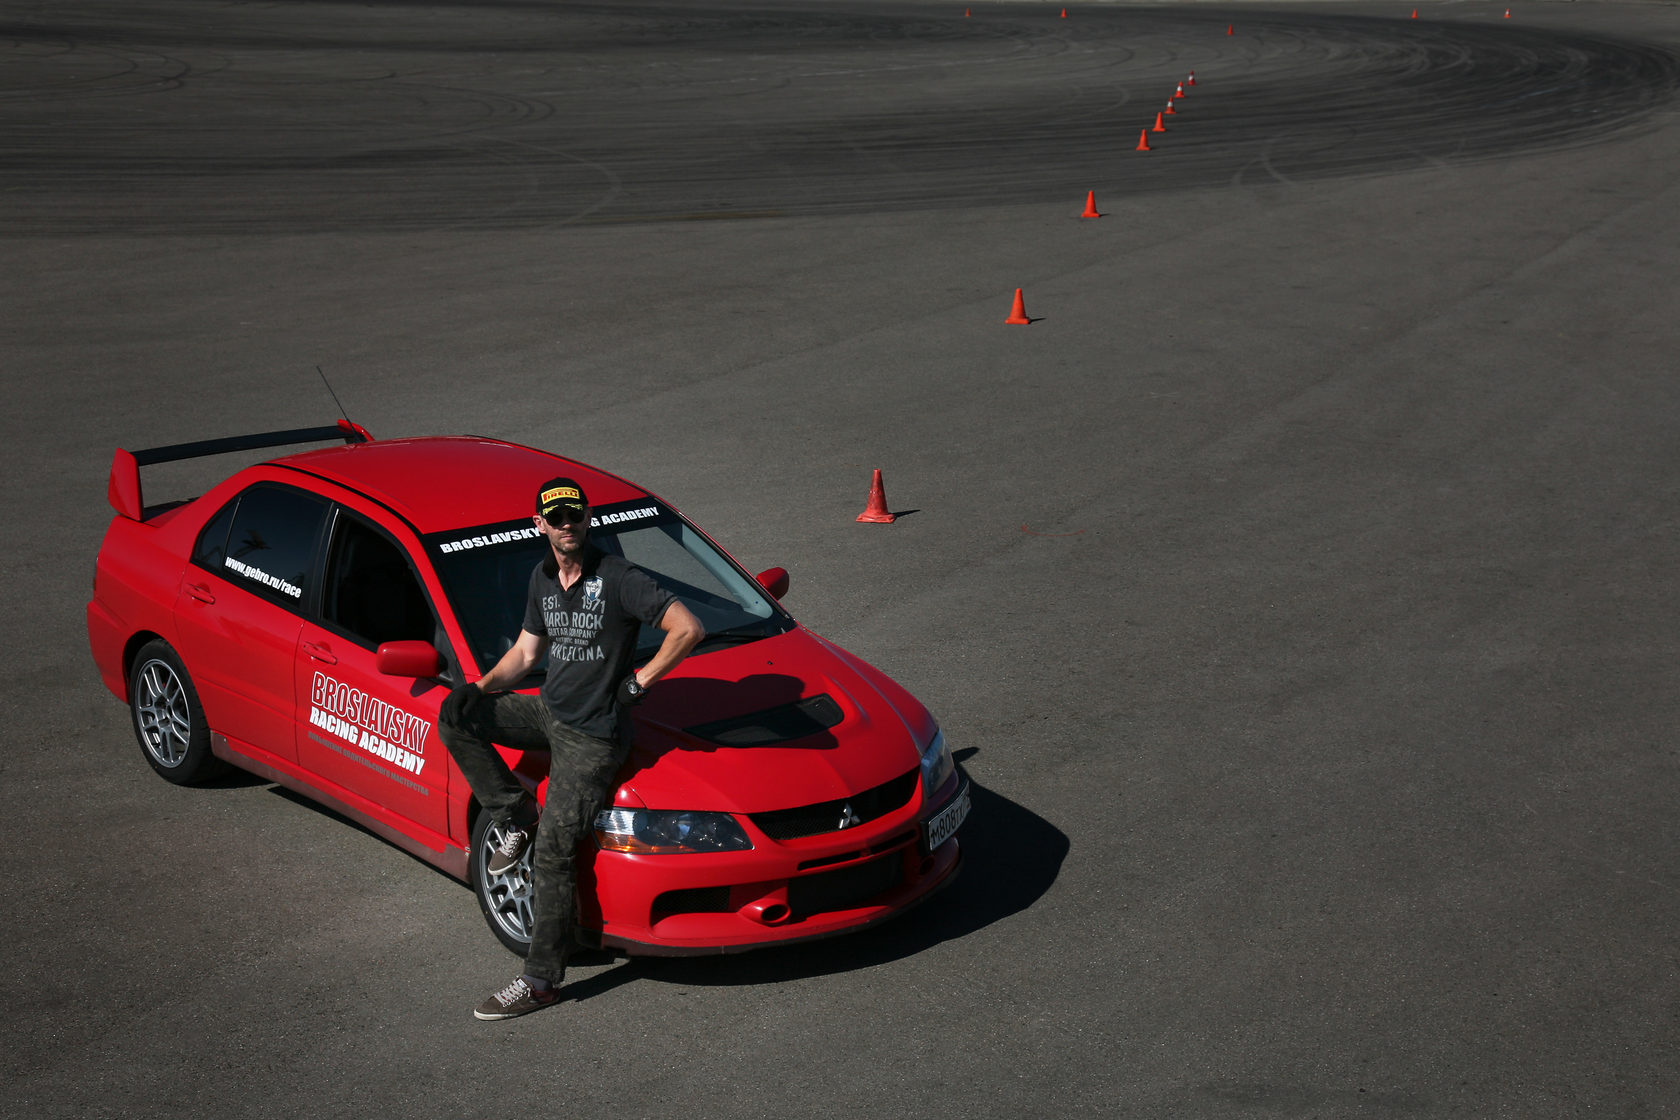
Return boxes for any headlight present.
[920,729,955,799]
[593,808,753,854]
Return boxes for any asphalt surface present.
[5,1,1680,1116]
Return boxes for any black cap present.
[536,477,589,520]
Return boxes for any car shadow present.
[196,767,271,790]
[563,748,1069,999]
[246,747,1066,997]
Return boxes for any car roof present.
[270,436,652,534]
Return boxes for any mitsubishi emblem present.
[837,802,862,830]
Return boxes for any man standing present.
[440,476,705,1020]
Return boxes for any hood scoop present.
[684,694,845,748]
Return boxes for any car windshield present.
[424,499,793,678]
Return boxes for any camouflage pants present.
[438,691,628,983]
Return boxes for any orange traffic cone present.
[1005,288,1031,324]
[1227,23,1233,34]
[856,470,896,524]
[1136,128,1151,151]
[1504,7,1510,14]
[1081,191,1101,218]
[1173,82,1185,99]
[964,6,970,15]
[1164,98,1176,115]
[1060,6,1067,16]
[1411,8,1418,16]
[1187,70,1197,86]
[1151,111,1166,133]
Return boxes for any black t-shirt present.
[521,547,676,740]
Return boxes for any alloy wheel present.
[134,658,192,768]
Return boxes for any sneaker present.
[486,820,534,875]
[473,976,560,1021]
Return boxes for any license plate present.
[922,783,970,852]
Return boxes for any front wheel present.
[129,639,224,784]
[471,809,534,956]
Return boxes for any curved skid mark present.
[2,7,1676,233]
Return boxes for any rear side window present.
[191,497,237,570]
[215,484,329,608]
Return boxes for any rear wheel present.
[471,809,534,956]
[129,639,223,784]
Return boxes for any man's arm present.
[475,628,546,692]
[634,601,705,688]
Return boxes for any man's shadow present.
[563,747,1068,999]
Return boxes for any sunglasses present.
[544,507,588,525]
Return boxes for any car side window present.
[321,510,438,649]
[216,484,329,609]
[191,496,237,570]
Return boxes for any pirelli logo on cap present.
[536,476,589,516]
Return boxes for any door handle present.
[185,582,216,604]
[302,640,338,665]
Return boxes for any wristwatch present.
[620,676,646,705]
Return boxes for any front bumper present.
[584,770,970,956]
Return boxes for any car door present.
[294,505,450,841]
[174,481,330,764]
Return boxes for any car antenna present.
[317,365,354,424]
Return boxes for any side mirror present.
[755,566,790,600]
[376,640,446,678]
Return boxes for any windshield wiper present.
[694,622,786,652]
[697,631,765,651]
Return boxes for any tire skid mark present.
[1,6,1677,233]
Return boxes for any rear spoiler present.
[108,419,374,521]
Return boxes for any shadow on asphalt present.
[564,748,1069,998]
[197,767,272,790]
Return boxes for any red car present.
[87,423,969,956]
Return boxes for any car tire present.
[129,639,224,784]
[470,809,535,956]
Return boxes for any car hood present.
[619,626,935,814]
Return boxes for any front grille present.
[796,830,917,872]
[748,767,919,841]
[787,855,902,919]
